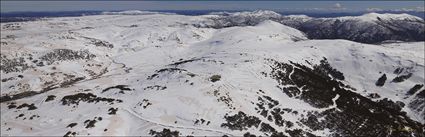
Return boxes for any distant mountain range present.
[198,10,425,44]
[1,10,424,22]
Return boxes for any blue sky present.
[1,1,424,13]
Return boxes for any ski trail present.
[123,108,235,136]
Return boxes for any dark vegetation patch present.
[375,74,387,87]
[144,85,167,91]
[147,74,159,80]
[187,73,196,78]
[268,58,424,136]
[157,68,187,73]
[368,93,381,99]
[102,85,131,93]
[84,117,102,128]
[63,131,77,137]
[301,111,323,131]
[1,76,85,103]
[210,75,221,82]
[15,113,40,120]
[243,132,257,137]
[376,98,405,113]
[212,90,234,109]
[259,123,276,135]
[255,95,280,119]
[149,128,180,137]
[45,95,56,102]
[61,93,122,106]
[408,89,425,121]
[82,36,114,48]
[39,49,95,65]
[147,68,196,80]
[270,59,340,108]
[414,90,424,98]
[0,41,7,45]
[253,90,296,134]
[270,108,294,128]
[2,23,22,30]
[313,58,344,80]
[407,84,423,95]
[15,103,37,110]
[221,111,261,131]
[7,102,17,109]
[139,99,152,109]
[82,27,94,29]
[270,132,288,137]
[392,73,413,83]
[108,108,118,115]
[285,129,317,137]
[59,77,86,88]
[1,55,32,73]
[16,113,24,119]
[194,118,210,125]
[1,91,37,103]
[394,67,404,75]
[29,114,40,120]
[169,58,202,66]
[202,58,225,64]
[1,77,16,82]
[67,123,77,128]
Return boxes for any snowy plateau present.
[1,10,425,136]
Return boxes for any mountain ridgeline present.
[198,11,425,44]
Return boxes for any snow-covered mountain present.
[1,11,424,136]
[201,10,425,44]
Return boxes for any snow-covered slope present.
[1,12,424,137]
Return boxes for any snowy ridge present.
[1,11,424,136]
[102,10,176,15]
[209,10,281,18]
[331,12,424,22]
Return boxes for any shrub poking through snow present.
[149,128,180,137]
[45,95,56,102]
[375,74,387,87]
[210,75,221,82]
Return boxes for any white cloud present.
[365,6,424,12]
[416,6,425,12]
[334,3,342,9]
[330,3,346,10]
[366,8,384,12]
[391,7,422,12]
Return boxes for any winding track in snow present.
[122,108,235,136]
